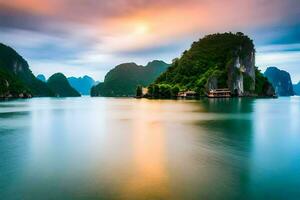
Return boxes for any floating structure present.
[178,91,197,98]
[207,88,231,98]
[142,87,148,96]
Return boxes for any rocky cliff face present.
[227,47,256,96]
[293,82,300,95]
[264,67,294,96]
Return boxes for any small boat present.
[206,88,231,98]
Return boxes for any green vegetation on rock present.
[0,43,54,97]
[255,67,275,96]
[150,32,274,97]
[146,83,180,98]
[0,68,30,98]
[136,85,143,97]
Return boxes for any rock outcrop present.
[47,73,81,97]
[293,82,300,95]
[91,60,169,97]
[0,68,31,98]
[228,50,255,96]
[264,67,294,96]
[0,43,54,97]
[153,32,274,97]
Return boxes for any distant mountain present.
[0,43,54,97]
[68,76,97,95]
[91,60,170,97]
[293,82,300,95]
[264,67,294,96]
[47,73,81,97]
[150,32,274,98]
[37,74,46,82]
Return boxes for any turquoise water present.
[0,97,300,199]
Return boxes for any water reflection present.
[123,102,169,199]
[199,98,254,113]
[0,101,31,199]
[249,97,300,199]
[0,97,300,199]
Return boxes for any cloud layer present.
[0,0,299,81]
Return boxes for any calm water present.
[0,97,300,200]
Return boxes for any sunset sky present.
[0,0,299,82]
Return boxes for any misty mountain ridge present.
[68,75,98,95]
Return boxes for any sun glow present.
[134,23,149,35]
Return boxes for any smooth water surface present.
[0,97,300,199]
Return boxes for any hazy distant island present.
[68,76,98,95]
[37,74,98,96]
[293,82,300,95]
[91,60,169,97]
[264,67,294,96]
[36,74,46,82]
[139,32,275,98]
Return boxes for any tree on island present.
[136,85,143,97]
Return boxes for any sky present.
[0,0,299,82]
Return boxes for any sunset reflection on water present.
[122,101,170,199]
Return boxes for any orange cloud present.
[90,0,285,54]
